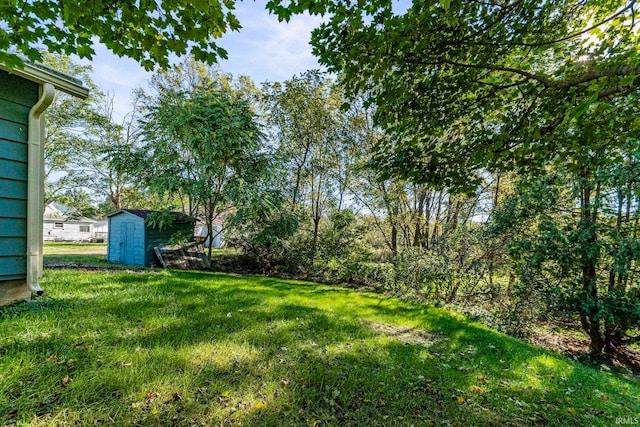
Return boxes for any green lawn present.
[43,242,107,256]
[43,242,108,267]
[1,269,638,426]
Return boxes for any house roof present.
[0,55,89,99]
[43,202,96,223]
[44,202,75,218]
[106,209,195,224]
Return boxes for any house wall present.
[107,213,146,266]
[93,221,108,242]
[0,70,38,304]
[195,224,223,248]
[43,220,94,241]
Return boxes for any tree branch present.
[430,59,640,92]
[500,0,637,48]
[621,334,640,344]
[556,66,640,89]
[435,58,556,86]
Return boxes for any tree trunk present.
[432,192,443,244]
[413,189,426,247]
[578,175,605,356]
[390,222,398,258]
[293,166,303,206]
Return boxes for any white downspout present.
[27,83,55,295]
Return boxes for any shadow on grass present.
[1,269,638,426]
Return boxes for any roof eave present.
[0,60,89,99]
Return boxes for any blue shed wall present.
[107,213,146,266]
[145,223,194,267]
[0,70,38,282]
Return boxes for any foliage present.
[228,189,300,273]
[53,188,102,218]
[40,53,102,200]
[393,230,485,302]
[270,0,640,189]
[143,211,192,233]
[263,71,348,260]
[233,206,371,279]
[0,0,241,70]
[291,209,374,284]
[75,91,143,210]
[50,90,142,211]
[135,60,267,258]
[265,0,640,357]
[41,53,141,212]
[349,261,396,291]
[490,164,640,355]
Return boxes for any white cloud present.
[78,4,325,120]
[217,6,325,83]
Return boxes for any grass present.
[43,242,109,267]
[1,267,639,426]
[209,248,241,257]
[43,242,107,256]
[42,242,238,266]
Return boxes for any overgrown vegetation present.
[35,1,640,361]
[1,268,638,426]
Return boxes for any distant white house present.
[93,219,108,242]
[43,202,96,242]
[194,223,223,248]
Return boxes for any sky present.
[79,3,325,121]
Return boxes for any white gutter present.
[27,83,55,295]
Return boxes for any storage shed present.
[106,209,196,267]
[0,60,88,306]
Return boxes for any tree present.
[68,90,143,210]
[136,61,267,258]
[1,0,241,70]
[40,53,102,200]
[270,0,640,187]
[54,188,100,218]
[41,53,143,210]
[491,136,640,355]
[263,71,344,258]
[270,0,640,356]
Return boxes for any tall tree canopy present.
[41,53,141,211]
[271,0,640,190]
[267,0,640,357]
[0,0,240,69]
[40,53,101,199]
[134,60,267,258]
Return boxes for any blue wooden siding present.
[145,223,194,266]
[0,70,38,282]
[106,217,118,263]
[107,213,146,266]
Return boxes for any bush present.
[347,261,396,290]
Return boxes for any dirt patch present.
[529,328,640,374]
[44,261,159,274]
[365,320,441,347]
[529,329,591,357]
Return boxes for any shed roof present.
[106,209,195,224]
[0,56,89,99]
